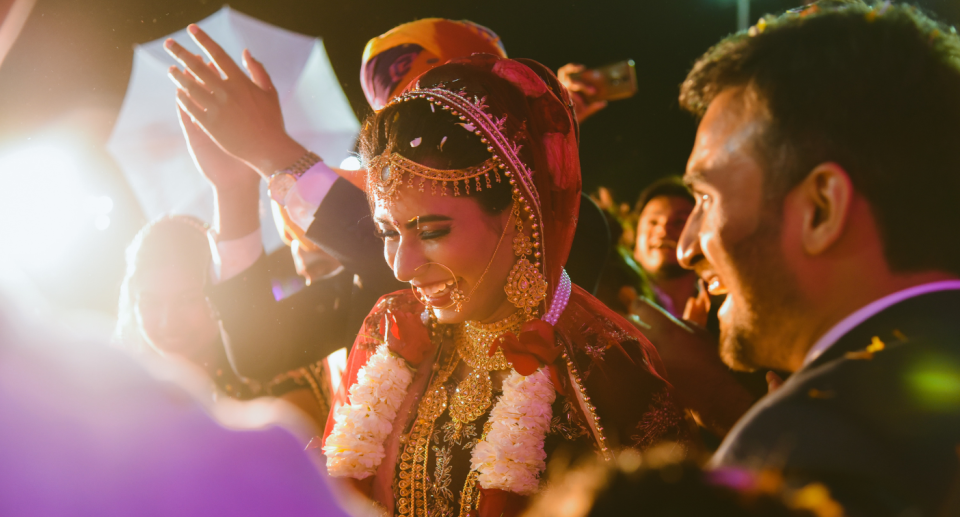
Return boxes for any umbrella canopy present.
[107,6,359,252]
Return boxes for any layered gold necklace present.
[448,311,524,429]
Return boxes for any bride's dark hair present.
[359,98,513,214]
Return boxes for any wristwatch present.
[268,151,322,205]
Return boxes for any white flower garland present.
[323,344,414,479]
[470,367,556,495]
[322,338,562,496]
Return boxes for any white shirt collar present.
[801,279,960,368]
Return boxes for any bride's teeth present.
[419,281,449,297]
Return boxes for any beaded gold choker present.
[366,151,501,202]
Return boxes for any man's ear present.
[799,162,853,256]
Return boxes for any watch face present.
[269,173,297,204]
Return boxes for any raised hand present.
[164,24,306,178]
[557,63,609,123]
[177,105,261,241]
[177,106,259,193]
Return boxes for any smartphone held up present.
[569,59,638,104]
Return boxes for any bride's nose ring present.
[411,262,468,312]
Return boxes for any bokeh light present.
[908,354,960,411]
[339,156,362,171]
[0,142,88,269]
[0,139,115,272]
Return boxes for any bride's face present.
[374,188,519,324]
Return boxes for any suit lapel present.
[805,289,960,372]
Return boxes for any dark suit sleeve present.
[564,193,610,295]
[304,178,403,295]
[209,253,353,382]
[212,179,403,383]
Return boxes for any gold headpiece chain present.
[367,151,501,202]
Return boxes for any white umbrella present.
[107,6,359,252]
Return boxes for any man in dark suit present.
[676,2,960,516]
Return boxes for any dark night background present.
[1,0,958,316]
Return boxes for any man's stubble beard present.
[718,211,806,373]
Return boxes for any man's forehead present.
[685,88,767,183]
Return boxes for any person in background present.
[678,1,960,514]
[622,178,765,442]
[115,215,258,400]
[593,177,698,319]
[589,181,757,440]
[630,177,698,318]
[115,215,336,429]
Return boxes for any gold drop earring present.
[504,191,548,316]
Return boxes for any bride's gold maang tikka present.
[366,150,501,202]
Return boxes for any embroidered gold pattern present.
[550,400,591,441]
[396,324,453,517]
[430,444,455,516]
[441,420,479,449]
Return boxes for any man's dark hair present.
[680,0,960,275]
[634,176,695,217]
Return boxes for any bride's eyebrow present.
[405,215,452,229]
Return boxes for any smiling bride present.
[320,54,690,517]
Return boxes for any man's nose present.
[678,215,702,270]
